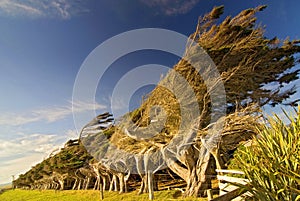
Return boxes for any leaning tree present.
[82,5,300,199]
[117,5,299,197]
[170,5,300,197]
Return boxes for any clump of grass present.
[233,107,300,201]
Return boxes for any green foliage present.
[232,107,300,201]
[14,141,93,188]
[102,126,115,138]
[111,5,300,155]
[129,108,143,123]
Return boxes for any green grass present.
[0,189,208,201]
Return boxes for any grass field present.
[0,189,209,201]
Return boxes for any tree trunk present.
[118,173,125,193]
[103,176,108,191]
[167,161,189,182]
[94,176,99,190]
[148,171,154,200]
[211,148,225,170]
[58,179,64,190]
[109,175,114,192]
[72,179,78,190]
[99,179,104,200]
[138,175,148,194]
[113,175,119,191]
[183,148,212,197]
[77,179,82,190]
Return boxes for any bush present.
[233,107,300,201]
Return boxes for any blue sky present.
[0,0,299,184]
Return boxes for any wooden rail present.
[208,169,252,201]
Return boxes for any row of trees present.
[14,5,300,200]
[14,138,180,199]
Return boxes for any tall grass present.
[233,108,300,201]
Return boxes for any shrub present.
[233,107,300,201]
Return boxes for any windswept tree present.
[108,5,300,198]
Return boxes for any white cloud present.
[0,129,77,184]
[0,133,59,184]
[0,101,106,126]
[0,0,42,16]
[0,100,106,184]
[140,0,200,15]
[0,133,61,158]
[0,153,45,184]
[65,129,79,139]
[72,100,107,114]
[0,0,90,19]
[110,97,127,111]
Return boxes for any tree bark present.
[183,148,212,197]
[72,179,78,190]
[94,176,100,190]
[118,173,125,193]
[58,179,64,190]
[109,175,114,192]
[99,180,104,200]
[112,175,119,191]
[138,174,148,194]
[167,161,189,182]
[148,171,154,200]
[102,176,107,191]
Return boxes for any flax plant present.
[234,107,300,201]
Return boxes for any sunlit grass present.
[0,189,208,201]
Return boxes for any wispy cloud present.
[0,153,45,184]
[0,101,106,126]
[0,0,90,19]
[139,0,200,16]
[0,0,42,16]
[0,131,73,184]
[65,129,78,139]
[0,133,61,158]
